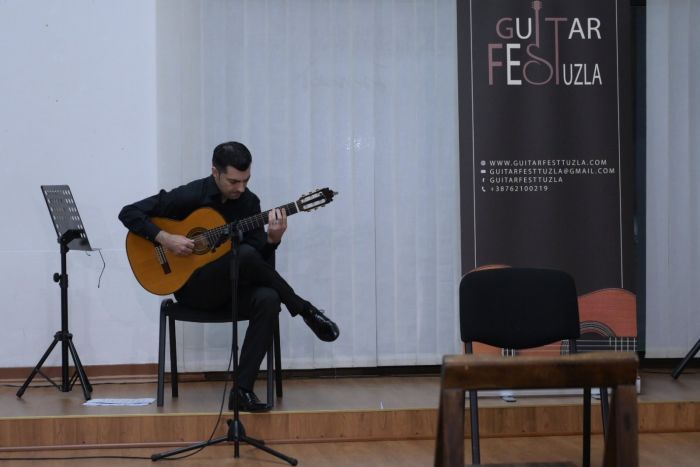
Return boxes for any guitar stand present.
[671,337,700,379]
[152,226,296,465]
[17,186,93,400]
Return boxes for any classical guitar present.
[125,188,336,295]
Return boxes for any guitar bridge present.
[155,245,171,274]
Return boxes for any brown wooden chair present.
[434,352,639,467]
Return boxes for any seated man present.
[119,141,339,412]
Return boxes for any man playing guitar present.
[119,141,339,412]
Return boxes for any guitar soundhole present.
[188,228,211,255]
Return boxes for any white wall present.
[4,0,697,369]
[155,0,463,371]
[645,0,700,357]
[0,1,159,367]
[1,0,463,372]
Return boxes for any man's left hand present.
[267,207,287,244]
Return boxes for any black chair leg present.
[599,386,610,438]
[274,316,283,397]
[169,315,178,398]
[583,387,591,467]
[266,344,274,407]
[469,389,480,464]
[157,302,167,407]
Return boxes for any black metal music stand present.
[671,337,700,379]
[151,226,296,464]
[16,185,93,400]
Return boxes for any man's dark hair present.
[212,141,252,172]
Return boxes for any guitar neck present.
[574,336,638,352]
[497,337,638,357]
[211,201,300,240]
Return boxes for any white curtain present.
[156,0,461,369]
[646,0,700,357]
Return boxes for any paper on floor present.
[83,398,155,406]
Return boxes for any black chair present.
[459,267,608,467]
[156,297,283,407]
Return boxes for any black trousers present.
[175,243,306,390]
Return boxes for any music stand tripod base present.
[16,186,93,400]
[672,337,700,379]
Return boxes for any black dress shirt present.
[118,175,278,259]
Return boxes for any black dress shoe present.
[228,387,270,412]
[302,303,340,342]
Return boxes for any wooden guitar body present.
[126,208,229,295]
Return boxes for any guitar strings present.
[156,202,300,252]
[485,338,639,354]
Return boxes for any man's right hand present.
[156,231,195,256]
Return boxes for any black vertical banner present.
[458,0,637,343]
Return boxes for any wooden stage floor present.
[1,367,699,452]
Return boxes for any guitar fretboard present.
[203,201,300,247]
[499,336,638,356]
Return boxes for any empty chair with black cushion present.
[156,298,283,407]
[459,267,606,466]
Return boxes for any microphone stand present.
[152,223,297,465]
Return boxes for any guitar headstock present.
[297,188,337,212]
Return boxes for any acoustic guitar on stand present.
[125,188,336,295]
